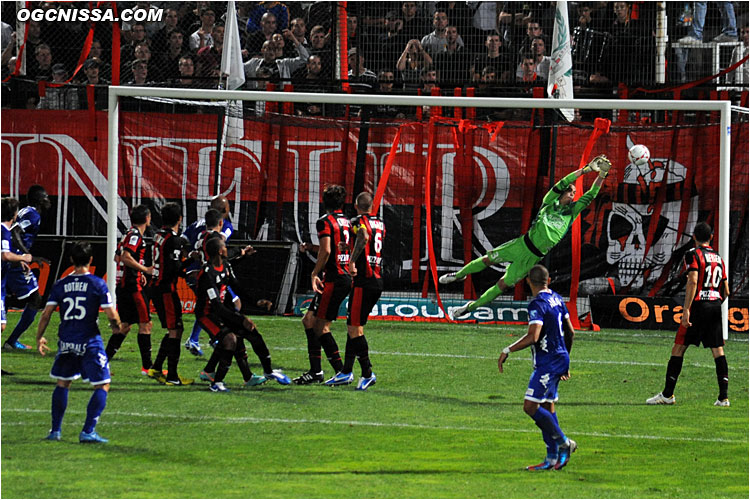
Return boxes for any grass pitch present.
[1,313,748,498]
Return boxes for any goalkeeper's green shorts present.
[486,235,543,287]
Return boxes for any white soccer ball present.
[628,144,650,166]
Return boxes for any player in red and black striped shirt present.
[148,202,193,385]
[293,185,353,385]
[327,192,384,390]
[647,222,731,407]
[106,204,155,373]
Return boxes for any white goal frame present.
[107,87,733,337]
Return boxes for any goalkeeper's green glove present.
[594,155,612,179]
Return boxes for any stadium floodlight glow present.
[107,86,733,337]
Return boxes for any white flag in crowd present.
[548,0,575,122]
[220,0,245,147]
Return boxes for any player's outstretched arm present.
[498,323,542,373]
[35,304,56,356]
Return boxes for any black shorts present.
[311,274,352,322]
[116,288,150,325]
[347,279,383,327]
[675,301,724,348]
[152,290,183,330]
[196,313,245,343]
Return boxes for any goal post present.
[106,86,735,337]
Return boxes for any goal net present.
[103,87,745,336]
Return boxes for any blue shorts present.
[5,267,39,300]
[1,295,5,325]
[525,363,569,404]
[50,336,111,385]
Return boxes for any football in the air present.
[628,144,650,166]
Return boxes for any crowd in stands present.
[1,1,747,114]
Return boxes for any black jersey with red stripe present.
[194,260,242,321]
[683,245,727,302]
[151,228,185,292]
[351,214,385,285]
[195,229,223,264]
[115,227,148,291]
[316,210,353,281]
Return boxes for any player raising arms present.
[147,202,193,386]
[195,237,290,392]
[183,195,234,355]
[106,204,154,373]
[647,222,731,407]
[293,184,352,385]
[36,241,122,443]
[325,192,383,390]
[498,264,576,470]
[440,155,611,319]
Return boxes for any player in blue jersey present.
[183,196,234,355]
[3,186,50,349]
[497,264,577,471]
[2,198,32,337]
[36,241,122,443]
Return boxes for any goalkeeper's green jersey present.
[527,170,600,255]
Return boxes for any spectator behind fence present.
[378,10,407,72]
[375,69,407,119]
[574,2,606,30]
[347,13,359,50]
[591,1,650,85]
[88,40,111,81]
[174,55,197,88]
[197,24,225,88]
[517,52,540,83]
[400,2,430,42]
[433,24,469,87]
[472,33,512,83]
[516,19,547,59]
[246,12,280,56]
[347,48,378,93]
[293,55,327,117]
[1,21,12,51]
[244,31,309,89]
[24,20,45,63]
[397,39,433,90]
[77,59,108,110]
[679,2,738,44]
[125,60,151,86]
[152,8,187,56]
[729,25,748,85]
[421,10,465,56]
[155,29,186,82]
[530,36,550,81]
[120,22,149,70]
[121,2,165,40]
[37,64,79,110]
[247,2,289,33]
[190,7,216,52]
[468,2,499,52]
[28,43,53,82]
[309,25,333,77]
[290,17,309,48]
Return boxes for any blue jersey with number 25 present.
[527,290,570,371]
[46,273,113,344]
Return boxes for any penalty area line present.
[3,408,744,444]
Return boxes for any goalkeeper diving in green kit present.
[439,155,612,319]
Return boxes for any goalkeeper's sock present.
[455,257,488,280]
[662,355,683,398]
[468,284,503,311]
[714,355,729,401]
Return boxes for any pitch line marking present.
[3,408,745,444]
[270,346,748,370]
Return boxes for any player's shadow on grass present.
[377,389,516,407]
[274,468,487,476]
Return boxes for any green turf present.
[2,313,748,498]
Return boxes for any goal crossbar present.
[107,86,732,337]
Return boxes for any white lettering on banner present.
[17,7,163,23]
